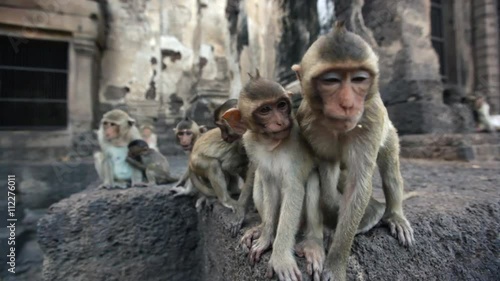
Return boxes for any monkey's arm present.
[267,174,305,280]
[323,144,377,281]
[126,157,147,171]
[174,169,190,187]
[200,159,237,211]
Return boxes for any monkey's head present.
[140,124,155,138]
[222,70,293,141]
[100,109,136,141]
[173,117,206,151]
[127,139,149,158]
[214,99,242,143]
[292,21,379,132]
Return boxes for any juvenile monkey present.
[223,71,321,281]
[94,109,144,189]
[293,21,414,280]
[172,117,207,188]
[127,139,178,185]
[140,123,158,151]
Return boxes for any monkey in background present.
[140,123,158,151]
[94,109,144,189]
[293,21,414,280]
[223,71,322,281]
[172,99,250,213]
[172,117,208,188]
[474,96,500,132]
[127,139,178,185]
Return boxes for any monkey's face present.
[315,69,371,132]
[142,128,152,138]
[252,97,292,140]
[103,122,120,140]
[176,130,194,151]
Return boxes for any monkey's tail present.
[189,173,216,197]
[356,191,421,234]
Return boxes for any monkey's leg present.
[377,128,414,246]
[296,170,324,281]
[100,157,115,189]
[230,164,255,237]
[249,171,278,265]
[240,171,262,250]
[130,167,147,188]
[189,173,216,197]
[322,155,375,281]
[206,160,238,212]
[174,169,190,187]
[266,176,305,281]
[93,152,104,181]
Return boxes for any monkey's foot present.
[221,200,237,213]
[383,213,414,246]
[249,234,273,265]
[195,196,217,212]
[170,186,192,197]
[132,182,149,188]
[295,239,324,281]
[266,253,302,281]
[229,205,245,238]
[240,225,262,251]
[321,258,346,281]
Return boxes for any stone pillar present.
[473,0,500,114]
[69,38,99,132]
[335,0,463,134]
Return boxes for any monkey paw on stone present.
[240,225,262,252]
[295,239,324,281]
[249,233,273,265]
[228,205,246,237]
[266,253,303,281]
[170,186,193,197]
[383,213,415,246]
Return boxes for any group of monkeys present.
[94,22,416,281]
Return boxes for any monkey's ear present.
[128,117,136,127]
[199,125,208,134]
[222,108,247,135]
[291,64,302,81]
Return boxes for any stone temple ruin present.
[0,0,499,281]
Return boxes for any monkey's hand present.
[240,225,262,252]
[229,204,246,238]
[195,196,217,212]
[266,253,302,281]
[249,233,273,265]
[383,212,414,246]
[295,239,324,281]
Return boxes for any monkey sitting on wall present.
[293,21,414,281]
[94,109,144,189]
[171,117,208,188]
[171,99,250,213]
[222,71,321,281]
[127,139,178,185]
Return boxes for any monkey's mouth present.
[269,126,291,139]
[181,144,192,151]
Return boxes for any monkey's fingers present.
[265,266,274,279]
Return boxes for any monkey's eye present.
[351,71,370,83]
[318,72,342,83]
[259,106,272,115]
[277,101,288,110]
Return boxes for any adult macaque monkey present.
[223,71,321,281]
[293,21,414,280]
[127,139,178,185]
[94,109,144,189]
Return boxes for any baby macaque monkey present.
[223,71,321,281]
[293,21,414,281]
[94,109,144,189]
[140,123,158,151]
[127,139,178,185]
